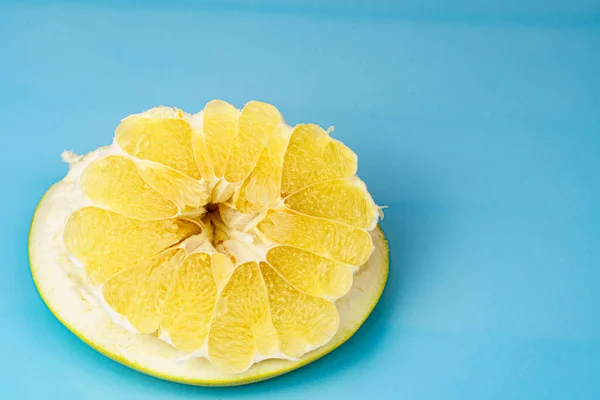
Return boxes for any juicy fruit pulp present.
[63,101,379,373]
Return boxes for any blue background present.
[1,1,599,398]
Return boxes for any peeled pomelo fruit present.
[28,100,389,385]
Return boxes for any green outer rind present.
[29,183,389,387]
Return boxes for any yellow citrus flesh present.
[136,161,209,210]
[64,207,200,284]
[258,210,373,266]
[102,249,186,333]
[284,177,378,229]
[260,262,340,359]
[200,100,239,179]
[116,108,201,179]
[62,100,380,374]
[265,246,354,299]
[281,124,358,197]
[208,262,279,373]
[235,125,291,214]
[80,156,178,220]
[161,252,218,352]
[224,101,282,183]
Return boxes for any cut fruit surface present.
[136,161,209,210]
[281,124,358,197]
[102,248,185,334]
[29,99,388,383]
[208,262,278,373]
[80,156,178,220]
[224,101,282,183]
[199,99,239,179]
[161,252,218,352]
[235,125,291,214]
[265,246,354,299]
[260,263,340,359]
[64,207,200,284]
[257,210,374,266]
[116,108,200,179]
[284,177,378,229]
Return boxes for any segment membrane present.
[224,101,282,183]
[257,210,373,266]
[80,155,177,220]
[102,249,185,333]
[161,252,218,352]
[281,124,357,197]
[235,125,291,214]
[201,100,239,178]
[260,263,339,358]
[284,178,378,229]
[208,262,278,373]
[115,108,200,179]
[266,246,354,299]
[64,207,200,284]
[136,160,209,210]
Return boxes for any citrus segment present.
[211,253,234,292]
[136,160,209,210]
[266,246,354,299]
[80,155,178,220]
[201,100,239,179]
[208,262,278,373]
[224,101,282,183]
[161,252,218,352]
[64,207,200,284]
[260,263,339,358]
[235,125,291,213]
[281,124,357,197]
[190,128,213,181]
[284,178,378,229]
[257,210,373,266]
[115,108,200,179]
[102,249,185,333]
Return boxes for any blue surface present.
[1,1,599,398]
